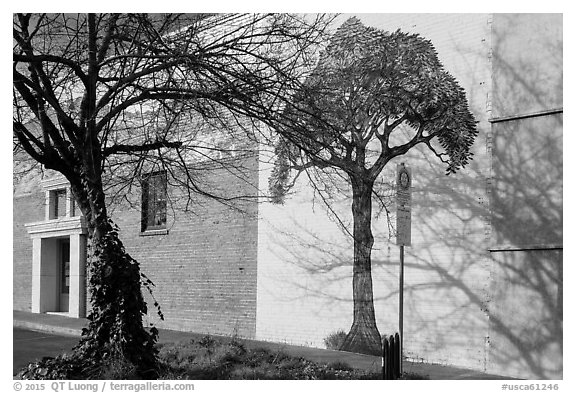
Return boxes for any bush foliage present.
[323,329,348,351]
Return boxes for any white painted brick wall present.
[256,13,493,371]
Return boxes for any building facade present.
[13,14,562,379]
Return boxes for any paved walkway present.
[13,310,514,380]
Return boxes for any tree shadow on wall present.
[408,123,562,379]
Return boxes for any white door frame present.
[26,217,87,318]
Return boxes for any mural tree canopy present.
[269,17,477,355]
[13,13,330,378]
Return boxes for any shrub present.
[16,349,155,380]
[16,355,81,380]
[323,329,348,350]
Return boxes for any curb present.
[14,320,82,338]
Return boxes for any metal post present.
[381,338,385,379]
[382,337,389,379]
[399,244,404,374]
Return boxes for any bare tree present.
[13,13,331,378]
[268,17,478,355]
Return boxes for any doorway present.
[27,215,87,317]
[59,239,70,312]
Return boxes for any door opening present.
[59,239,70,312]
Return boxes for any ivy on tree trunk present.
[77,222,159,377]
[67,168,162,377]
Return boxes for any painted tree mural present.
[269,17,478,355]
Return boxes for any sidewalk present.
[14,310,514,380]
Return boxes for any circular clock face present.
[399,171,410,188]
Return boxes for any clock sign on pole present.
[396,163,412,246]
[395,162,411,374]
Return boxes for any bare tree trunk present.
[339,176,382,356]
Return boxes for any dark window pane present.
[142,171,167,231]
[52,189,67,219]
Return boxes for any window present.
[50,189,68,219]
[41,177,82,221]
[141,171,167,232]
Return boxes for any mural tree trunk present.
[340,176,381,355]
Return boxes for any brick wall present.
[13,186,45,311]
[110,153,259,339]
[13,153,260,340]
